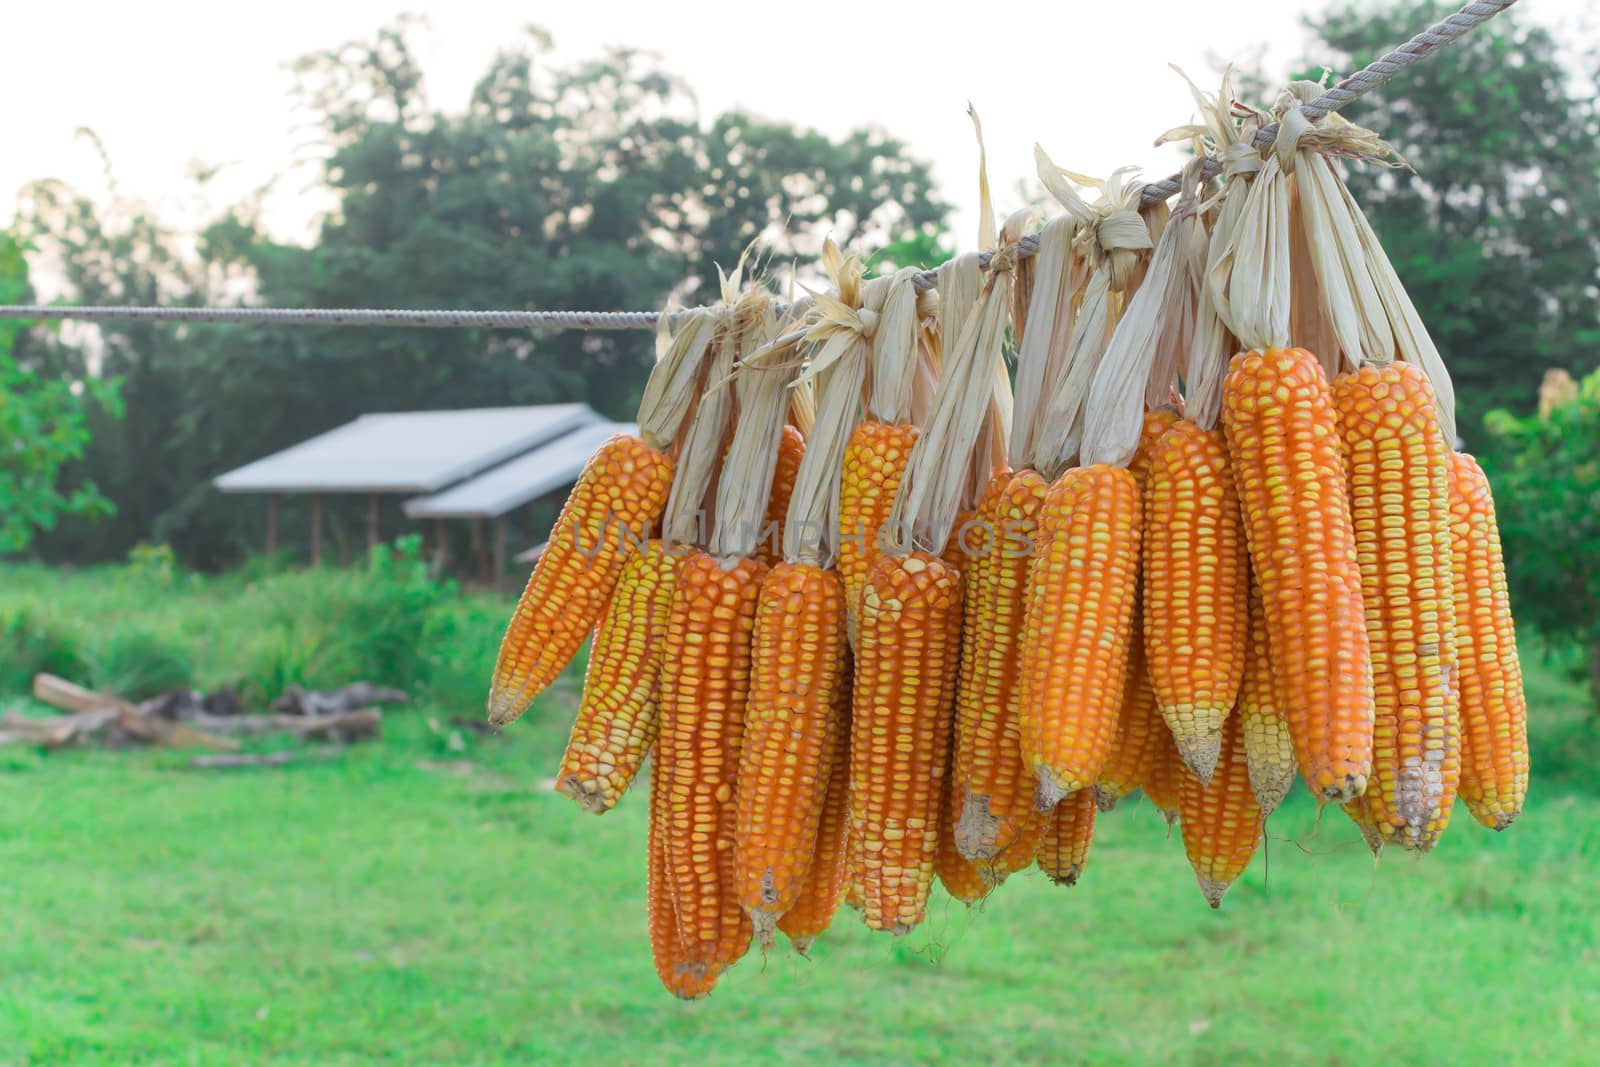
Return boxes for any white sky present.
[2,0,1590,276]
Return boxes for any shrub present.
[0,605,87,694]
[1485,367,1600,711]
[85,627,195,701]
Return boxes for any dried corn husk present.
[640,307,723,451]
[1031,162,1155,478]
[890,182,1030,554]
[1159,68,1261,431]
[1080,158,1210,468]
[785,241,891,567]
[710,306,806,561]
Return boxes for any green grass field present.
[0,561,1596,1065]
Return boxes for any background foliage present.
[13,23,946,569]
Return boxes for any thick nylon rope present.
[0,0,1517,332]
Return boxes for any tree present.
[17,22,949,568]
[1272,1,1600,438]
[1485,370,1600,710]
[0,231,118,552]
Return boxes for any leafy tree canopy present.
[16,22,948,568]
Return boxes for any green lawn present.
[0,563,1596,1065]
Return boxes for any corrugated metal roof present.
[402,420,634,519]
[213,404,598,494]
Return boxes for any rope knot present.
[1222,141,1264,179]
[988,242,1019,276]
[1273,102,1314,171]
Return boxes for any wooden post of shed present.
[367,493,381,550]
[266,493,279,556]
[310,494,323,567]
[434,519,448,567]
[471,516,486,586]
[493,516,507,593]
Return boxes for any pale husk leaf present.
[638,307,720,450]
[1081,161,1208,468]
[1344,180,1458,442]
[890,215,1028,554]
[1010,214,1083,463]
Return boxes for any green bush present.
[85,627,195,701]
[1485,367,1600,711]
[233,535,459,704]
[0,605,87,694]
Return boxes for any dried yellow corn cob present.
[952,468,1047,872]
[1143,421,1249,782]
[735,562,848,945]
[1178,709,1262,907]
[754,423,805,566]
[1018,465,1142,809]
[850,551,963,933]
[648,750,718,1000]
[489,434,675,725]
[659,550,766,975]
[1037,787,1098,887]
[1238,581,1295,818]
[557,542,678,813]
[1143,727,1183,829]
[1334,362,1458,852]
[1221,348,1373,802]
[777,660,853,952]
[1094,627,1165,810]
[839,421,919,641]
[1447,451,1529,831]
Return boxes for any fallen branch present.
[189,746,346,770]
[189,708,382,743]
[31,674,238,751]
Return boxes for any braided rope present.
[0,304,665,331]
[0,0,1518,332]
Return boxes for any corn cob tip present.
[485,687,524,727]
[1092,786,1121,814]
[788,935,815,957]
[1034,773,1069,813]
[556,775,613,815]
[953,794,1001,861]
[1174,728,1222,786]
[1044,865,1085,888]
[1198,874,1232,909]
[1321,774,1367,805]
[750,909,779,952]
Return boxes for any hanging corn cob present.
[1446,452,1528,831]
[556,544,678,812]
[1178,709,1262,907]
[1018,163,1172,811]
[1270,88,1460,851]
[851,191,1031,929]
[1142,419,1249,782]
[734,250,866,948]
[1212,98,1376,804]
[1334,362,1458,853]
[647,751,718,1000]
[1237,581,1295,818]
[942,120,1044,882]
[776,662,854,953]
[486,307,720,725]
[1037,786,1098,887]
[838,267,924,644]
[1143,726,1184,829]
[656,286,780,983]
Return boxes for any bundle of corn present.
[653,285,786,995]
[510,51,1535,997]
[734,246,862,951]
[1017,163,1162,819]
[486,306,720,726]
[1211,95,1377,808]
